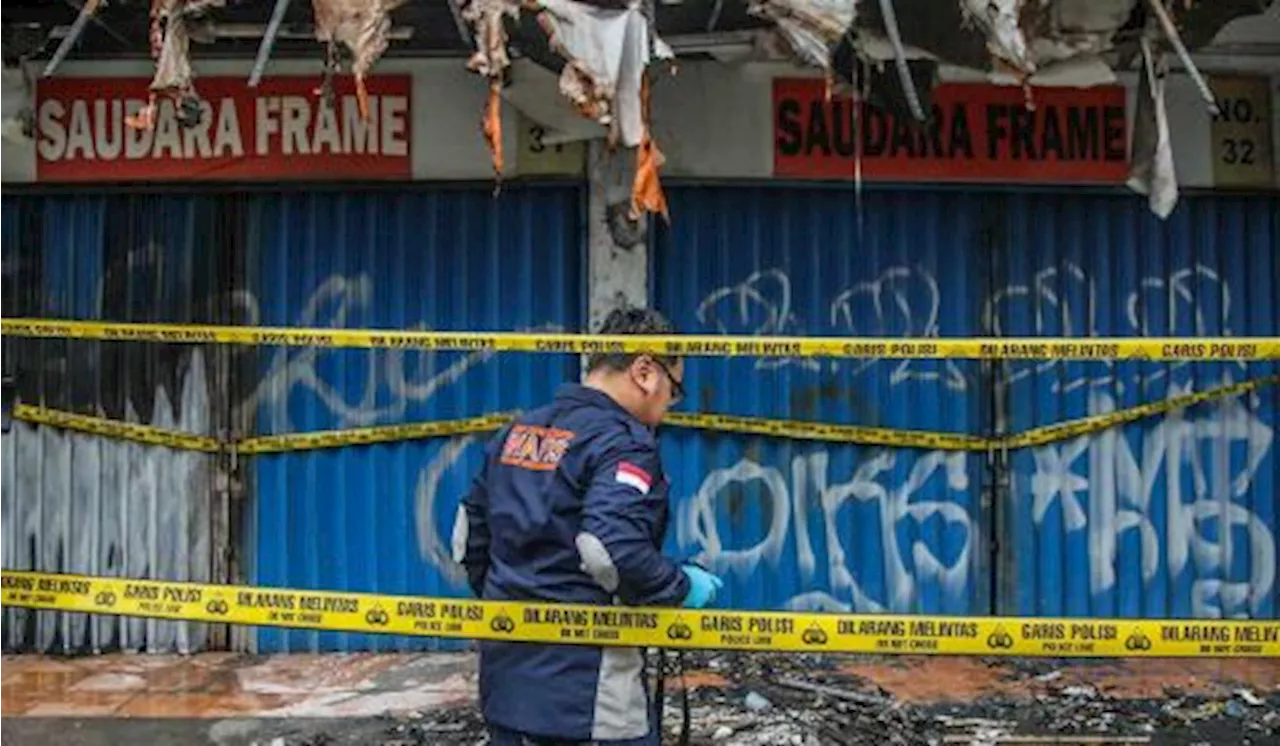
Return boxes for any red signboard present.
[35,75,412,182]
[774,79,1129,183]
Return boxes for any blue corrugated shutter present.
[655,185,1277,622]
[653,185,992,616]
[997,192,1278,620]
[246,186,585,652]
[1,193,228,654]
[3,182,1273,658]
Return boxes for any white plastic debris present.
[747,0,856,71]
[533,0,673,148]
[311,0,409,121]
[127,0,226,131]
[745,691,772,711]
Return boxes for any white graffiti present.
[675,380,1275,617]
[829,266,968,391]
[74,264,1261,625]
[237,273,568,576]
[1025,373,1275,619]
[417,435,476,589]
[983,262,1245,398]
[8,225,1272,635]
[694,266,967,388]
[696,270,819,372]
[246,275,563,432]
[678,448,975,614]
[697,262,1249,398]
[983,261,1113,396]
[681,262,1273,618]
[219,266,1273,621]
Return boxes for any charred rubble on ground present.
[371,652,1280,746]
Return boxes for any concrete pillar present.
[586,139,649,334]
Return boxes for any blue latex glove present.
[680,565,724,609]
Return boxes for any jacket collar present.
[555,383,643,425]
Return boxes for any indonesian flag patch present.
[615,461,653,495]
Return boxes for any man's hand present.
[680,566,724,609]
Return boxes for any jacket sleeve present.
[460,427,506,598]
[580,439,690,607]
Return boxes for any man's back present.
[476,384,673,607]
[459,306,722,745]
[460,383,689,743]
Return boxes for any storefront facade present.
[2,56,1276,652]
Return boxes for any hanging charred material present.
[126,0,223,131]
[960,0,1035,74]
[744,0,934,120]
[629,72,668,220]
[456,0,675,214]
[525,0,675,218]
[529,1,672,147]
[458,0,523,177]
[310,0,409,121]
[748,0,857,74]
[1126,34,1177,218]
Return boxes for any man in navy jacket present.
[460,307,723,745]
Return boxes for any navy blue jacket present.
[461,384,690,741]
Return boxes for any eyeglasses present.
[649,356,685,406]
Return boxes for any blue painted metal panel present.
[1,193,226,654]
[998,192,1279,620]
[248,186,585,652]
[653,185,991,617]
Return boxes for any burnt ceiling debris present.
[2,0,1274,219]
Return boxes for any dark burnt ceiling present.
[1,0,769,67]
[3,1,1271,73]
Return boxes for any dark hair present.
[586,306,680,373]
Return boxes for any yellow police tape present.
[13,376,1276,455]
[12,404,221,453]
[4,318,1280,361]
[2,570,1276,658]
[664,412,989,451]
[237,414,517,455]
